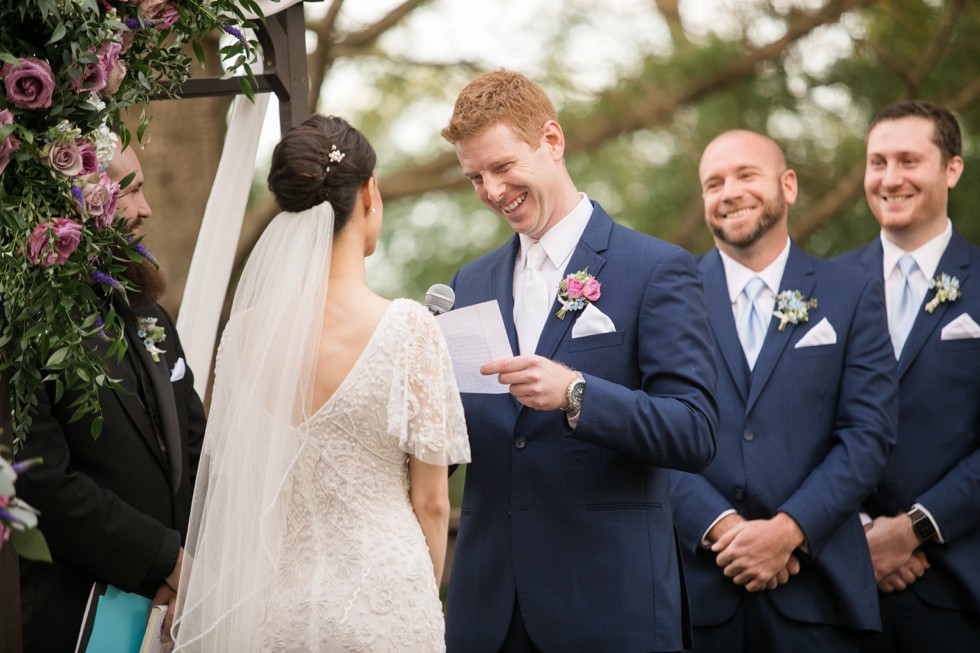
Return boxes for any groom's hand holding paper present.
[435,300,512,394]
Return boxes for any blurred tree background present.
[137,0,980,320]
[124,0,979,560]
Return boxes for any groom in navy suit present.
[836,101,980,651]
[441,70,718,653]
[670,130,898,651]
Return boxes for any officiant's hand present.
[482,355,577,411]
[151,582,177,646]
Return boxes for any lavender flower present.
[222,23,248,47]
[92,315,111,341]
[128,237,159,268]
[90,269,124,292]
[71,185,86,213]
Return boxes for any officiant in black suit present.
[16,142,206,653]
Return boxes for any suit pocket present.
[790,343,841,359]
[567,329,626,352]
[936,337,980,352]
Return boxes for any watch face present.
[571,380,585,403]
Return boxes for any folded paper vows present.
[436,300,514,394]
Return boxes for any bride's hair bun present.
[267,114,377,231]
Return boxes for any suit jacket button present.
[742,430,755,442]
[734,487,745,500]
[514,436,527,450]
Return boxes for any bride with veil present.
[172,115,470,652]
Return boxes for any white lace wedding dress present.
[254,299,469,652]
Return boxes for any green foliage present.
[0,0,263,446]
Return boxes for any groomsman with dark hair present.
[836,100,980,652]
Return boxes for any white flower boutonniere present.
[773,290,818,332]
[135,316,167,363]
[556,268,601,319]
[924,273,961,313]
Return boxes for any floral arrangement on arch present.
[0,0,265,446]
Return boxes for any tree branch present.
[379,0,875,200]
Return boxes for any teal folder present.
[77,583,152,653]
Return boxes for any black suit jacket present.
[16,298,205,653]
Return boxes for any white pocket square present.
[170,357,186,382]
[941,313,980,340]
[572,303,616,338]
[794,317,837,348]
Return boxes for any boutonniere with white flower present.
[773,290,818,332]
[924,273,961,313]
[556,268,601,319]
[135,316,166,362]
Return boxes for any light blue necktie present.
[890,254,919,358]
[738,277,768,370]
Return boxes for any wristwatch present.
[562,372,586,415]
[907,506,938,543]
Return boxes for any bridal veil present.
[173,201,335,650]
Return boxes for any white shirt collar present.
[880,218,953,281]
[718,237,792,303]
[519,193,591,270]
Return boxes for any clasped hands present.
[708,513,804,592]
[865,514,930,593]
[481,355,577,411]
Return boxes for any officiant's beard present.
[125,256,167,308]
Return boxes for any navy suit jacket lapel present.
[746,243,816,415]
[116,300,183,490]
[490,234,522,357]
[898,229,972,378]
[536,203,611,360]
[701,249,750,404]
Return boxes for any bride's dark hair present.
[267,114,377,230]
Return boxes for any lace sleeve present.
[387,301,470,466]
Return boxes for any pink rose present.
[0,109,22,177]
[26,218,83,266]
[98,40,122,76]
[46,140,84,177]
[140,0,180,29]
[104,60,127,96]
[1,57,56,110]
[69,59,107,95]
[565,278,584,300]
[76,140,99,176]
[81,173,121,230]
[582,278,601,302]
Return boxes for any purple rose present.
[80,173,121,230]
[70,59,107,95]
[1,57,56,110]
[0,109,22,177]
[565,278,585,300]
[26,218,83,266]
[582,278,601,302]
[76,140,99,176]
[99,40,126,95]
[46,140,84,177]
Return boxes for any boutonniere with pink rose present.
[556,268,601,319]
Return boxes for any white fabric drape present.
[176,0,308,398]
[175,91,269,398]
[173,203,334,651]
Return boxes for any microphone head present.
[425,284,455,315]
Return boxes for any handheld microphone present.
[425,284,455,316]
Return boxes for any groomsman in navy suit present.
[670,129,898,651]
[836,101,980,652]
[441,70,718,653]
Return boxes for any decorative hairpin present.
[325,144,346,173]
